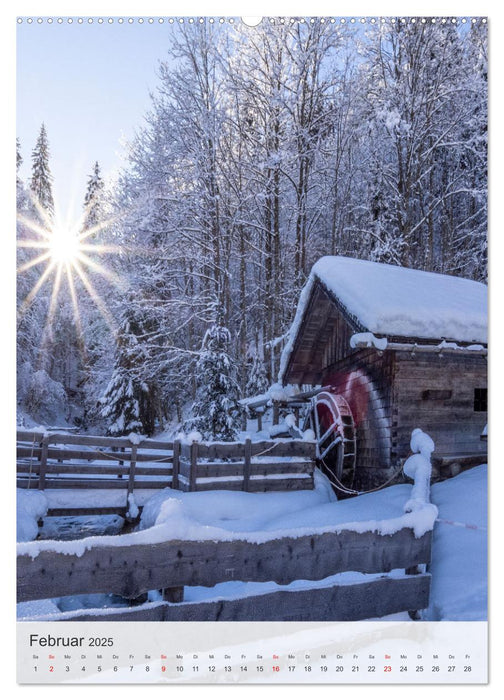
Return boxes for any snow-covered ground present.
[427,464,487,620]
[16,462,487,622]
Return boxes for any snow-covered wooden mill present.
[276,256,487,491]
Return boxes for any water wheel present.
[308,389,357,491]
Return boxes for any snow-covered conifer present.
[190,324,241,441]
[16,138,23,186]
[82,161,105,232]
[100,305,149,437]
[245,350,269,399]
[30,123,54,215]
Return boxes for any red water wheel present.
[310,390,356,491]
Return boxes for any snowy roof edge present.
[279,256,487,383]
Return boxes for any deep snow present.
[427,464,487,620]
[16,464,487,622]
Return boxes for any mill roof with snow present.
[279,256,487,489]
[280,256,487,386]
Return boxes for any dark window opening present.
[474,388,487,412]
[422,389,452,401]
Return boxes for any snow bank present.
[42,489,160,509]
[140,468,335,533]
[17,466,437,561]
[17,599,61,620]
[425,464,487,621]
[280,256,487,378]
[17,490,48,542]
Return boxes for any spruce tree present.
[100,305,148,437]
[16,138,27,209]
[83,161,105,232]
[245,351,269,398]
[191,325,241,441]
[16,138,23,187]
[30,123,54,215]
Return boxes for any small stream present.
[38,514,125,540]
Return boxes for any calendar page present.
[15,11,488,685]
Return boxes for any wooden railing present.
[16,430,176,511]
[17,524,432,622]
[16,431,316,511]
[178,439,316,492]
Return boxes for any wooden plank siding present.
[282,271,487,489]
[392,352,487,459]
[320,348,486,484]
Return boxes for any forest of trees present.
[16,19,488,439]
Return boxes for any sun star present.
[48,226,82,264]
[17,195,125,347]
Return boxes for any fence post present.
[189,441,198,492]
[406,565,421,620]
[272,403,280,425]
[243,438,251,492]
[127,445,138,497]
[172,439,181,490]
[162,587,184,603]
[38,436,49,490]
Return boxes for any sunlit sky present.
[17,18,181,221]
[16,10,481,224]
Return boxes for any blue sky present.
[17,19,182,221]
[14,12,482,225]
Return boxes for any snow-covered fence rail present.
[16,430,177,511]
[17,525,432,622]
[16,432,317,511]
[178,439,316,492]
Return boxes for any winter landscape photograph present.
[16,16,487,632]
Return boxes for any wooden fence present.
[178,439,316,492]
[17,525,432,622]
[16,431,316,514]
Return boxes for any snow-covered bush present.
[17,490,48,542]
[23,369,67,424]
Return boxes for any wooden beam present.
[127,445,138,497]
[31,574,430,623]
[38,437,49,490]
[17,528,432,602]
[189,442,198,492]
[243,438,251,491]
[171,440,181,490]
